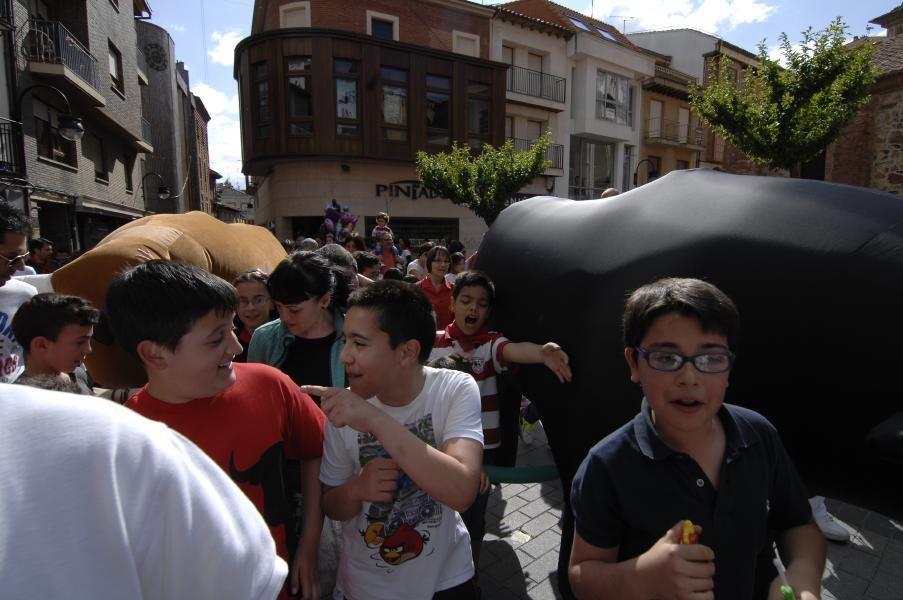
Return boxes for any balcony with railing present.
[510,137,564,170]
[506,65,566,104]
[1,0,14,31]
[0,118,24,177]
[21,18,103,103]
[645,117,703,148]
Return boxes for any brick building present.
[825,5,903,195]
[238,0,507,249]
[1,0,155,251]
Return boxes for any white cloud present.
[207,31,243,67]
[588,0,775,36]
[192,82,244,187]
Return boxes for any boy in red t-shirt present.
[106,260,326,600]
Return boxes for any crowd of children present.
[1,201,834,600]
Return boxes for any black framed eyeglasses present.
[634,346,735,374]
[3,251,29,271]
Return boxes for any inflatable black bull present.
[476,169,902,596]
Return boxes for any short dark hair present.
[447,240,464,254]
[347,280,435,364]
[28,237,52,253]
[353,251,380,274]
[268,250,346,310]
[12,293,100,355]
[452,270,495,304]
[382,267,404,280]
[0,203,30,244]
[403,274,419,284]
[418,241,434,256]
[622,277,740,351]
[106,260,238,358]
[344,233,367,252]
[425,245,450,272]
[450,252,464,266]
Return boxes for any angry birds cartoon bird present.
[378,524,426,566]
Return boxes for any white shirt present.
[0,277,37,383]
[0,384,288,599]
[320,368,483,600]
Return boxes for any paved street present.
[479,427,903,599]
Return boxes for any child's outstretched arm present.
[569,522,715,599]
[769,522,825,600]
[291,457,322,599]
[502,341,573,383]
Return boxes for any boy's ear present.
[624,347,640,383]
[29,336,51,356]
[399,338,421,366]
[136,340,169,371]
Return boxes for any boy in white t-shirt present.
[303,280,483,600]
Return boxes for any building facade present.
[628,28,767,177]
[1,0,155,251]
[238,0,506,250]
[825,5,903,195]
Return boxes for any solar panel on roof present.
[567,16,591,31]
[595,26,619,43]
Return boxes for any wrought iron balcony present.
[0,118,24,177]
[21,19,99,90]
[0,0,14,31]
[645,117,703,146]
[510,137,564,170]
[506,65,566,103]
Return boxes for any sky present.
[144,0,893,189]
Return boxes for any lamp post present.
[9,84,85,224]
[633,158,658,187]
[15,84,85,142]
[141,172,171,213]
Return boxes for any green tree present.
[415,132,551,226]
[690,18,877,172]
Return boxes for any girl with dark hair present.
[232,270,276,363]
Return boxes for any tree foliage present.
[415,132,551,226]
[690,18,877,171]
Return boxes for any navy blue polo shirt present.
[571,400,811,599]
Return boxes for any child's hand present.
[635,521,715,599]
[541,343,573,383]
[355,457,400,503]
[767,566,820,600]
[301,385,379,431]
[289,538,320,599]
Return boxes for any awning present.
[76,197,148,219]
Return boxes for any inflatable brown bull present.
[52,211,286,387]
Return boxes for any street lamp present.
[141,172,172,212]
[15,84,84,142]
[633,158,658,187]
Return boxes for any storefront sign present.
[375,180,441,200]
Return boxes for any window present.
[569,136,614,199]
[381,67,407,142]
[124,153,135,192]
[82,133,108,182]
[286,57,313,135]
[467,82,490,149]
[452,30,480,57]
[280,2,310,27]
[252,62,271,138]
[335,59,360,136]
[502,46,514,65]
[425,75,450,146]
[525,120,543,141]
[367,11,398,40]
[567,16,591,31]
[528,52,543,73]
[595,70,633,126]
[33,99,77,168]
[108,41,124,95]
[676,159,689,170]
[594,25,620,44]
[504,116,513,139]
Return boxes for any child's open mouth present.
[672,399,704,410]
[464,316,479,325]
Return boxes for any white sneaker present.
[809,496,850,542]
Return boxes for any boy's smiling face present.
[42,323,94,374]
[341,306,403,399]
[452,285,491,336]
[157,310,243,401]
[625,313,731,446]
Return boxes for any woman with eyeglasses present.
[232,270,276,363]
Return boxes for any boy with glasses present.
[0,203,37,383]
[568,277,824,600]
